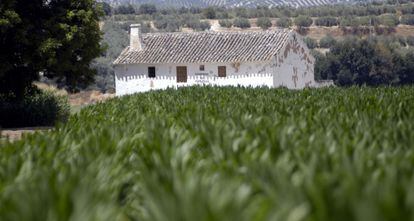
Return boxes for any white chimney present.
[130,24,143,50]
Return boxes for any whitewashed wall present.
[272,33,317,89]
[114,61,275,79]
[113,33,329,96]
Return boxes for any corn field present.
[1,86,414,221]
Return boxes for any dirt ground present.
[1,127,52,143]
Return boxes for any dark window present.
[148,67,156,78]
[200,65,205,71]
[218,66,226,77]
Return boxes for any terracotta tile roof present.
[113,29,292,65]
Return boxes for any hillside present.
[103,0,364,8]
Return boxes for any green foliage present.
[319,35,337,48]
[154,15,181,32]
[114,4,135,15]
[183,16,211,31]
[315,37,414,85]
[0,88,69,128]
[0,0,104,98]
[401,15,414,25]
[233,17,251,29]
[276,17,292,28]
[303,37,317,49]
[219,19,233,28]
[203,7,216,19]
[379,14,399,27]
[314,16,338,27]
[138,4,157,15]
[97,2,112,16]
[407,36,414,46]
[256,17,272,30]
[1,86,414,220]
[294,15,313,27]
[311,49,327,80]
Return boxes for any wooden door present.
[218,66,226,77]
[176,66,187,83]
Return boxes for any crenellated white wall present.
[114,61,276,96]
[115,74,274,96]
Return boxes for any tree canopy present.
[315,37,414,86]
[0,0,104,98]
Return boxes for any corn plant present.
[1,86,414,221]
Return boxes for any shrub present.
[401,15,414,25]
[233,17,251,29]
[303,37,318,49]
[294,15,313,27]
[219,19,233,28]
[0,89,70,128]
[277,17,292,28]
[319,35,337,48]
[138,4,157,15]
[379,14,399,27]
[185,18,211,31]
[256,17,272,30]
[407,36,414,46]
[154,16,182,32]
[114,4,135,15]
[339,17,358,27]
[315,17,338,27]
[203,7,216,19]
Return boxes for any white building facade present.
[113,24,331,96]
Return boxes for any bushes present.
[154,15,181,32]
[203,7,217,19]
[138,4,157,15]
[407,36,414,46]
[256,17,272,30]
[185,18,211,31]
[233,17,251,29]
[0,89,70,128]
[315,37,414,86]
[319,35,337,48]
[277,17,292,28]
[114,4,135,15]
[294,15,313,27]
[303,37,318,49]
[379,14,399,27]
[401,15,414,25]
[315,17,339,27]
[219,19,233,28]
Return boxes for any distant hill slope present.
[103,0,367,8]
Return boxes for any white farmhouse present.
[113,24,330,96]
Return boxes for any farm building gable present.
[113,30,292,65]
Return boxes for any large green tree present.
[0,0,103,99]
